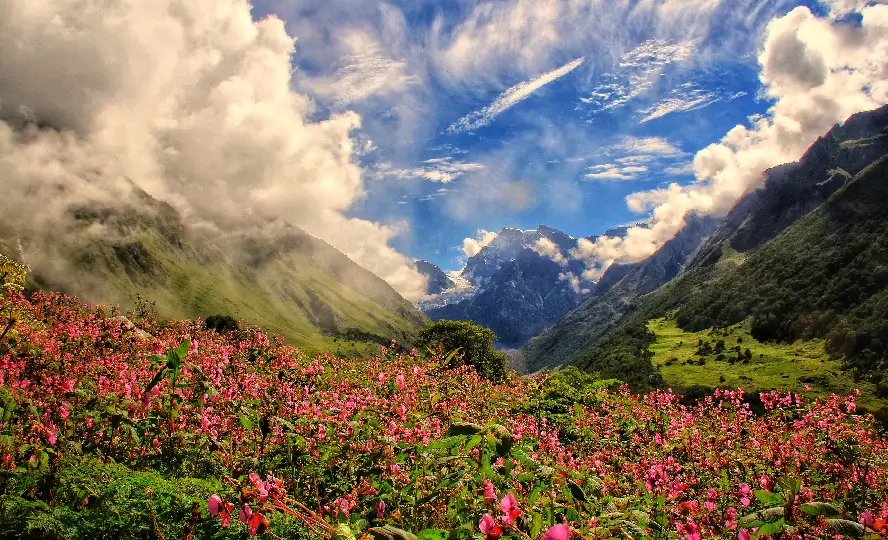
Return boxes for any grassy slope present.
[6,200,425,354]
[572,156,888,404]
[647,317,884,412]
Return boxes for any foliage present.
[205,314,241,335]
[672,157,888,384]
[1,290,888,539]
[646,317,887,415]
[417,320,508,382]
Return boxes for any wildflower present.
[248,512,269,536]
[738,483,752,507]
[542,524,570,540]
[483,480,497,501]
[376,500,386,519]
[239,503,252,524]
[500,493,520,524]
[738,530,751,540]
[479,514,503,540]
[208,495,222,516]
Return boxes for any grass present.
[647,316,886,412]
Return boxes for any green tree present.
[418,320,508,382]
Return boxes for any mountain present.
[0,185,426,352]
[567,105,888,396]
[426,248,581,347]
[461,226,589,288]
[421,225,591,348]
[522,213,718,372]
[413,260,455,295]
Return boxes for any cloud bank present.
[575,2,888,276]
[0,0,428,299]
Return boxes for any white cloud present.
[462,229,499,258]
[431,0,726,88]
[574,3,888,277]
[664,162,696,176]
[584,164,650,181]
[558,271,582,293]
[304,32,419,106]
[0,0,428,299]
[448,57,586,133]
[379,157,484,184]
[533,237,567,264]
[580,39,700,117]
[616,136,686,156]
[639,82,747,122]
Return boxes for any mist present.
[0,0,427,300]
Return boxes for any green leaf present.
[753,518,785,538]
[418,529,448,540]
[174,339,191,360]
[447,422,482,436]
[825,519,865,537]
[800,502,841,518]
[568,480,588,502]
[754,489,785,507]
[238,412,253,431]
[465,434,483,453]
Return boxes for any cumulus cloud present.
[448,57,586,133]
[533,238,567,264]
[462,230,499,258]
[0,0,427,299]
[574,2,888,277]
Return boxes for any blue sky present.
[248,0,857,272]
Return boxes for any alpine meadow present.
[3,1,888,539]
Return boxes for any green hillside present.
[572,151,888,412]
[0,190,426,353]
[648,316,884,412]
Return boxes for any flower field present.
[1,283,888,539]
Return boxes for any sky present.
[2,0,887,299]
[248,0,887,278]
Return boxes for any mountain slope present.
[522,213,718,372]
[426,249,580,347]
[572,111,888,396]
[1,188,426,352]
[422,225,590,348]
[413,260,455,295]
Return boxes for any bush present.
[204,314,240,334]
[417,320,508,382]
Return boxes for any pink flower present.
[759,474,774,492]
[376,500,386,519]
[738,530,751,540]
[500,493,520,524]
[738,483,752,506]
[483,480,497,501]
[208,495,222,516]
[479,514,503,540]
[542,524,570,540]
[239,503,252,524]
[395,374,405,391]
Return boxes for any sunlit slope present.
[1,192,425,352]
